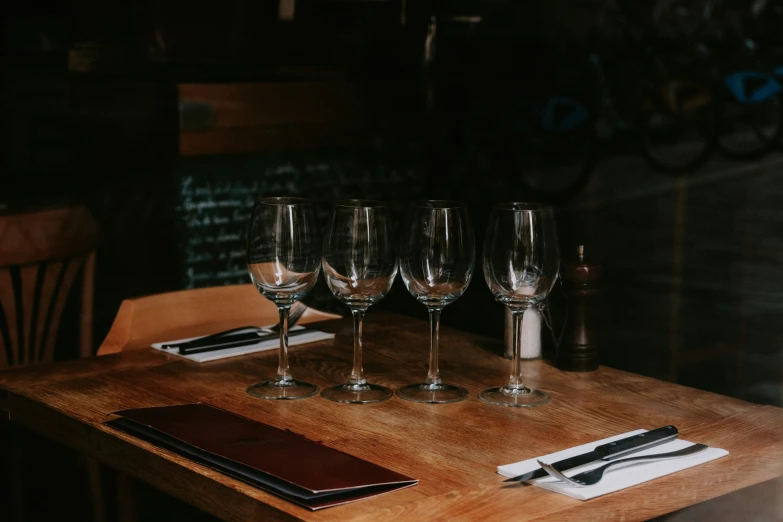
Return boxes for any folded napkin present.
[151,325,335,362]
[498,429,728,500]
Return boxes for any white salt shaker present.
[504,306,542,360]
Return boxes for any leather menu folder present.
[105,403,417,510]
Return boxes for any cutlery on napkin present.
[151,325,335,362]
[162,328,315,355]
[498,429,728,500]
[504,425,679,482]
[161,303,310,352]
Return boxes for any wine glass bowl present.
[480,202,559,407]
[397,200,475,404]
[483,202,559,308]
[321,199,397,404]
[248,262,319,306]
[245,197,321,400]
[320,266,394,309]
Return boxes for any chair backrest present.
[0,205,98,368]
[97,284,341,355]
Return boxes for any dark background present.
[2,1,782,520]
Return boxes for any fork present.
[269,302,307,332]
[537,443,708,487]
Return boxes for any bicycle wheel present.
[515,97,597,203]
[638,79,718,175]
[716,71,783,159]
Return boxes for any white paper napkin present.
[151,325,335,363]
[498,429,728,500]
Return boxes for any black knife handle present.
[161,326,261,350]
[178,329,313,355]
[179,336,264,355]
[596,425,679,460]
[177,332,263,353]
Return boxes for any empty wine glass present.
[481,202,560,407]
[321,200,397,404]
[246,197,321,400]
[397,200,474,403]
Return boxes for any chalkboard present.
[173,141,426,312]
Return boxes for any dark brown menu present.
[105,403,417,510]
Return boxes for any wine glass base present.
[397,383,469,404]
[478,387,551,408]
[321,383,393,404]
[246,379,319,400]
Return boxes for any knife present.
[503,425,679,482]
[172,329,313,356]
[161,326,260,350]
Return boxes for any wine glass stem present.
[275,306,292,382]
[507,306,530,391]
[425,308,443,385]
[349,309,367,386]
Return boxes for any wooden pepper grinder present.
[557,245,601,372]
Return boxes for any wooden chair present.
[0,204,103,522]
[0,205,97,367]
[98,284,340,355]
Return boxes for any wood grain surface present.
[1,312,782,521]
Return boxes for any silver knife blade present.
[503,425,679,482]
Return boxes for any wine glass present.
[481,202,560,407]
[246,197,321,400]
[397,200,475,403]
[321,200,397,404]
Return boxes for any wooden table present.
[1,312,782,521]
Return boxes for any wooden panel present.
[41,257,83,363]
[80,251,95,359]
[2,312,782,521]
[179,82,370,128]
[179,123,372,156]
[0,269,19,367]
[177,82,375,156]
[19,265,38,367]
[34,260,62,363]
[0,269,15,368]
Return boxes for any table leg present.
[116,470,138,522]
[86,458,106,522]
[6,421,25,522]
